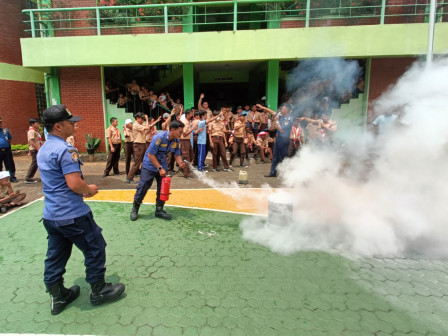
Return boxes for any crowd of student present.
[105,79,183,116]
[100,90,340,183]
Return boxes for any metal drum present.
[267,192,293,228]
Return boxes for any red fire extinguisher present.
[160,176,171,201]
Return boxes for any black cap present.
[43,104,82,124]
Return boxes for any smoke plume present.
[241,57,448,258]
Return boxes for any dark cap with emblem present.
[43,104,82,124]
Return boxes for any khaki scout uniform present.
[208,119,230,170]
[127,122,147,180]
[25,127,42,181]
[230,119,246,166]
[104,125,122,176]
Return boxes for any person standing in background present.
[123,119,134,176]
[103,117,122,178]
[0,117,17,183]
[126,113,149,184]
[25,118,42,183]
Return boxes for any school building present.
[1,0,447,150]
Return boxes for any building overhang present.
[21,23,448,68]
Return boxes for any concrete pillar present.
[183,63,194,109]
[266,60,279,110]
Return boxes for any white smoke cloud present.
[241,57,448,258]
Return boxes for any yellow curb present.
[90,188,278,215]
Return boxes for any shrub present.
[11,144,29,151]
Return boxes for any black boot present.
[90,279,125,306]
[46,280,80,315]
[130,201,141,221]
[155,200,172,220]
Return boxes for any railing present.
[22,0,447,38]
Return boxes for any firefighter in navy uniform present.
[263,104,294,177]
[130,120,188,221]
[37,104,125,315]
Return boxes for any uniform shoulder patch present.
[68,149,79,162]
[171,142,177,149]
[156,138,162,146]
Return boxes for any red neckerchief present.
[292,126,302,146]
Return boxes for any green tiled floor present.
[1,201,448,335]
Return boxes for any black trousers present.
[104,143,122,175]
[0,147,16,178]
[43,212,107,286]
[25,149,38,180]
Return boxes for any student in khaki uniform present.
[244,127,260,161]
[259,110,269,132]
[161,110,176,173]
[253,106,263,136]
[256,131,274,163]
[25,118,42,183]
[198,93,213,120]
[126,113,149,183]
[229,113,247,168]
[123,119,134,176]
[103,117,122,178]
[179,109,197,178]
[191,111,200,168]
[144,116,161,150]
[287,118,304,157]
[208,110,232,172]
[246,106,256,129]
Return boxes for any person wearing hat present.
[130,120,188,221]
[103,117,123,178]
[25,118,42,183]
[37,104,125,315]
[122,118,134,176]
[0,171,26,210]
[0,117,18,183]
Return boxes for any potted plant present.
[85,134,101,162]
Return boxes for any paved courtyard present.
[1,194,448,335]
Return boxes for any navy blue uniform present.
[0,128,16,179]
[37,135,106,286]
[134,131,181,203]
[269,115,294,176]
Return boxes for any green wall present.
[0,63,45,83]
[21,23,448,68]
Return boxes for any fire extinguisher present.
[160,176,171,201]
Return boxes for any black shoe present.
[155,200,172,220]
[47,280,80,315]
[126,178,136,184]
[25,179,38,184]
[10,177,18,183]
[90,279,125,306]
[130,201,141,221]
[113,172,123,175]
[264,173,277,177]
[102,173,109,178]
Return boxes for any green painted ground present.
[1,200,448,335]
